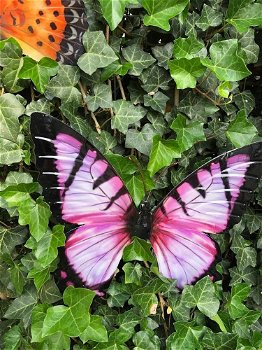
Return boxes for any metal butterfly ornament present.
[30,112,262,291]
[0,0,88,64]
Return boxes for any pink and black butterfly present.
[30,112,262,290]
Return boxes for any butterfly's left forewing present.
[31,113,137,289]
[150,144,262,289]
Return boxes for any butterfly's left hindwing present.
[31,113,137,289]
[150,144,262,289]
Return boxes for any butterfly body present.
[0,0,88,63]
[126,201,152,239]
[31,113,262,291]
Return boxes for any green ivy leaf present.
[39,279,62,304]
[123,237,154,263]
[124,173,146,206]
[133,330,160,349]
[124,169,155,204]
[132,278,165,316]
[0,93,24,165]
[201,39,251,81]
[123,263,143,285]
[166,322,205,350]
[106,154,137,177]
[101,60,132,81]
[181,277,220,318]
[110,309,141,343]
[112,100,146,133]
[28,261,57,290]
[90,130,117,153]
[226,110,257,147]
[42,287,95,337]
[18,197,51,242]
[1,171,33,187]
[227,0,262,33]
[141,65,172,93]
[125,124,158,155]
[244,209,262,234]
[86,83,113,112]
[196,4,223,30]
[178,92,219,120]
[0,183,39,208]
[19,57,58,93]
[80,315,108,343]
[229,266,257,286]
[4,285,38,328]
[152,43,174,69]
[202,329,238,350]
[217,81,233,98]
[233,310,260,338]
[122,44,156,76]
[31,304,49,342]
[0,40,26,93]
[3,325,22,350]
[148,135,181,176]
[0,38,22,67]
[94,341,129,350]
[107,282,131,308]
[171,114,206,152]
[147,111,167,135]
[25,98,54,115]
[33,225,65,268]
[238,28,260,64]
[9,262,26,295]
[231,230,257,270]
[142,0,189,31]
[98,0,139,30]
[78,31,118,75]
[173,36,206,59]
[45,65,81,105]
[233,93,254,118]
[0,226,27,258]
[144,91,169,114]
[31,304,70,348]
[227,283,251,320]
[168,58,206,89]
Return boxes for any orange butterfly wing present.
[0,0,88,64]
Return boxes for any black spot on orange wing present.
[48,34,55,42]
[50,22,57,30]
[39,10,44,16]
[28,25,34,33]
[36,19,40,24]
[37,41,43,46]
[53,11,59,17]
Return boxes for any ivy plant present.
[0,0,262,349]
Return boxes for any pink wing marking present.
[39,132,134,225]
[61,152,132,224]
[151,152,254,288]
[65,222,131,288]
[160,155,252,233]
[151,222,217,288]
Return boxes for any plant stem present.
[211,314,227,333]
